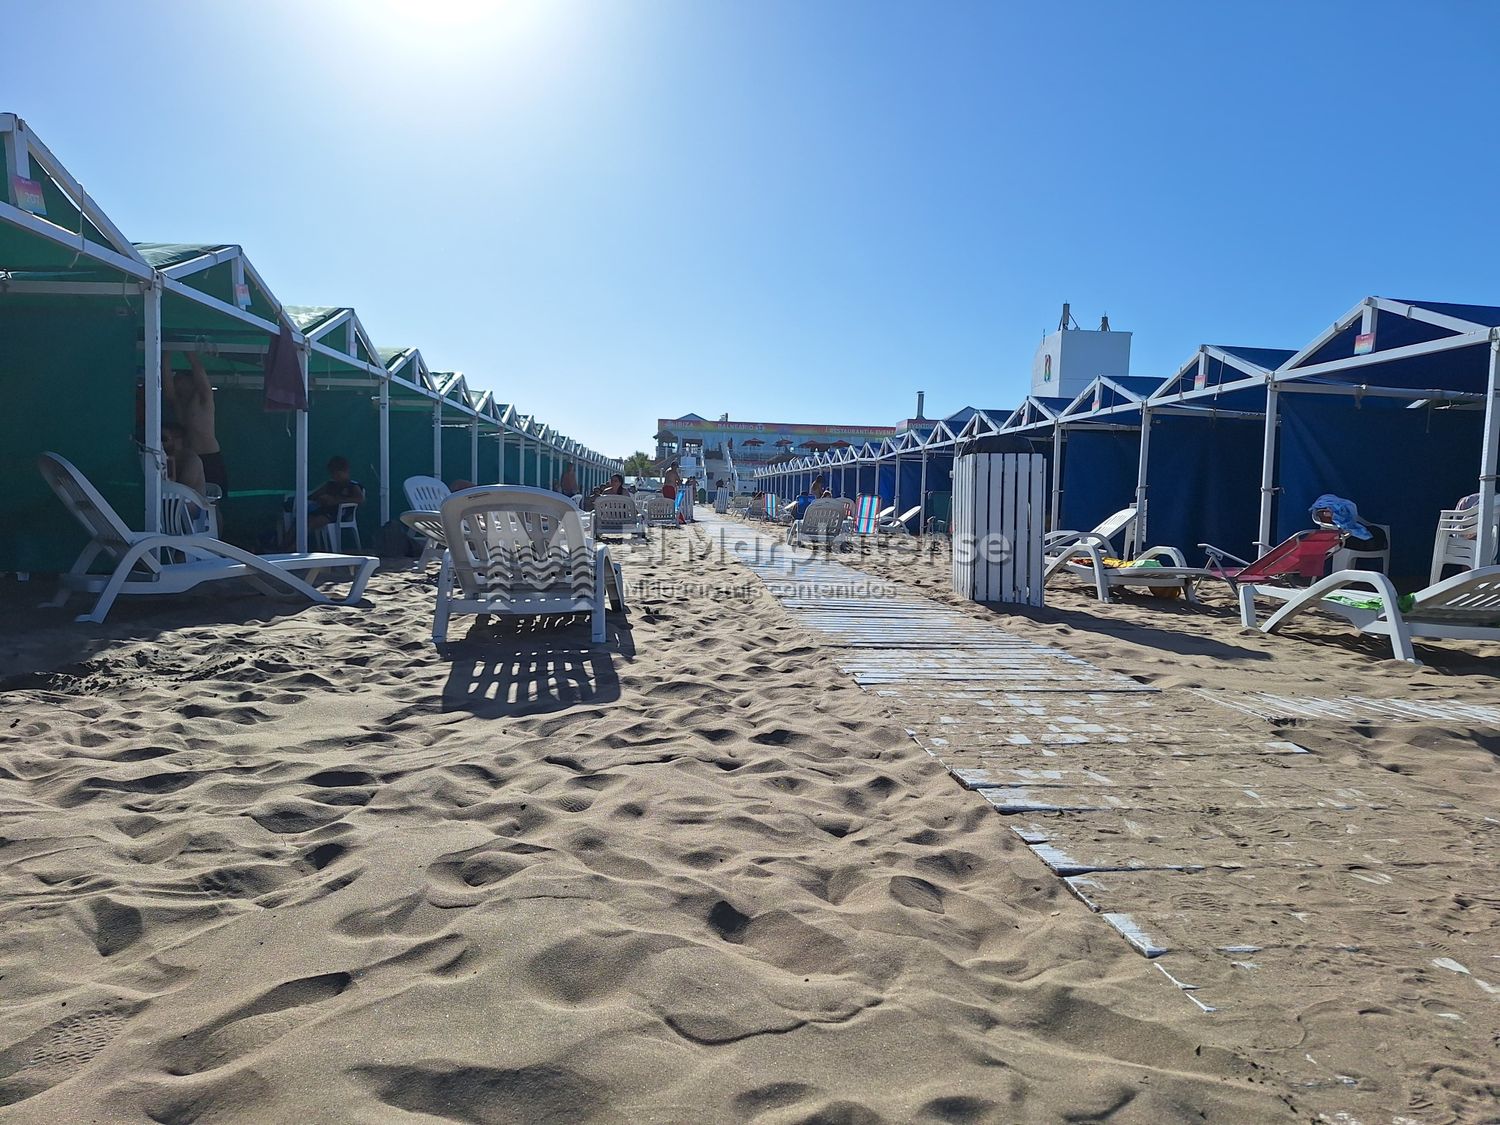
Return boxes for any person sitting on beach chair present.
[285,456,365,548]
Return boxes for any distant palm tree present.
[623,451,654,476]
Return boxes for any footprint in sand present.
[0,998,142,1106]
[158,971,353,1076]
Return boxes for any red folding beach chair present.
[1199,529,1342,590]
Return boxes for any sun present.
[352,0,551,49]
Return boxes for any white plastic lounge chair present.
[1238,565,1500,664]
[591,494,647,539]
[432,485,625,645]
[641,495,678,528]
[1044,506,1139,563]
[787,497,852,550]
[39,452,377,624]
[1046,541,1205,602]
[400,510,447,568]
[878,505,922,536]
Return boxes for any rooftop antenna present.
[1058,302,1079,331]
[1099,314,1110,332]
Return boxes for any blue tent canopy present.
[1267,296,1499,579]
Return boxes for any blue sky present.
[8,1,1500,455]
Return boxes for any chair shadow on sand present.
[439,615,632,718]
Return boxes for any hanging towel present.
[263,315,306,412]
[1309,493,1372,540]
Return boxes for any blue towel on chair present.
[1309,494,1371,541]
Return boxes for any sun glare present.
[352,0,554,51]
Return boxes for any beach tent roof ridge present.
[1,113,149,278]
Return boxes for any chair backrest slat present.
[405,475,451,512]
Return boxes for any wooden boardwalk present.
[708,517,1500,1031]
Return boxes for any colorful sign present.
[1194,371,1208,390]
[233,282,252,309]
[658,418,896,437]
[1354,332,1375,355]
[1043,354,1053,383]
[11,176,46,215]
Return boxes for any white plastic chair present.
[591,495,647,538]
[400,510,446,568]
[161,481,220,539]
[1239,565,1500,665]
[38,453,377,624]
[404,475,450,511]
[641,495,677,528]
[317,502,361,552]
[1430,506,1496,584]
[1326,520,1390,574]
[432,486,626,645]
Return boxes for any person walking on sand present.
[163,350,227,496]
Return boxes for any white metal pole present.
[919,449,928,534]
[432,400,442,478]
[893,453,902,514]
[1134,406,1152,552]
[1257,383,1280,554]
[378,379,390,524]
[470,415,479,483]
[143,280,163,534]
[295,345,310,553]
[1049,424,1063,531]
[1476,335,1500,570]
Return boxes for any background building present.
[655,413,898,488]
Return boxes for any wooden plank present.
[1009,806,1499,873]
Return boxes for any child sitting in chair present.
[284,456,364,548]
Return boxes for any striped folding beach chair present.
[853,494,880,536]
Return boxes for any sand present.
[0,524,1496,1123]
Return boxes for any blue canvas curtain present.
[898,459,925,510]
[876,462,896,505]
[1146,414,1263,564]
[1058,428,1140,534]
[1275,394,1483,584]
